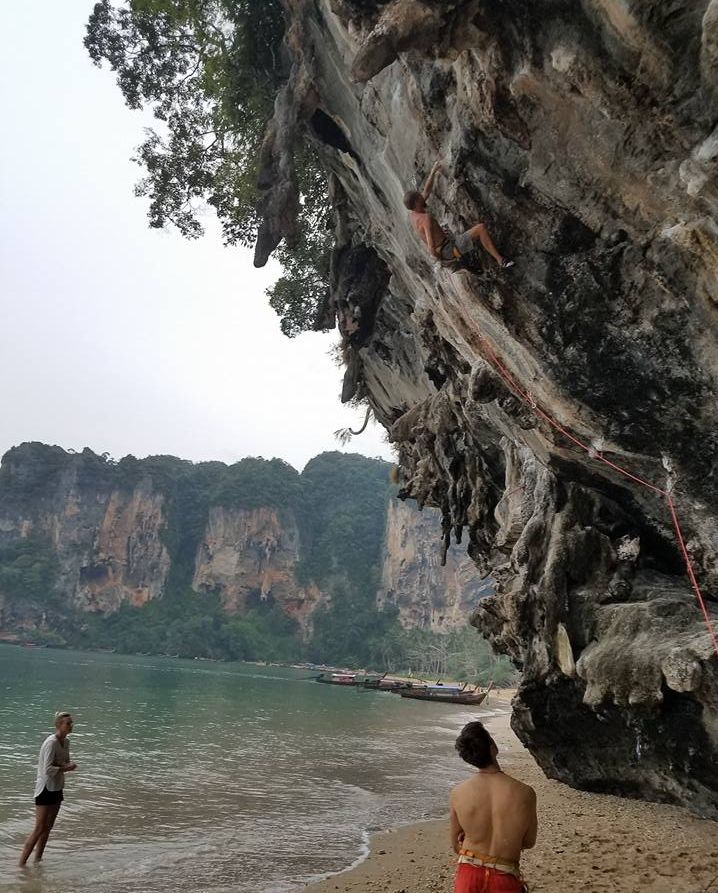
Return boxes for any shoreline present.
[301,703,513,893]
[304,709,718,893]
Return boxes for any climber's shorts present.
[439,230,474,262]
[455,857,527,893]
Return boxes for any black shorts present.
[34,787,63,806]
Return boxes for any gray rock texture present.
[192,505,323,634]
[378,499,492,631]
[0,446,170,618]
[259,0,718,815]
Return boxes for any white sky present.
[0,2,394,471]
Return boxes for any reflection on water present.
[0,646,503,893]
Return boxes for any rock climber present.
[404,158,513,270]
[449,720,536,893]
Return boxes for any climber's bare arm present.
[421,158,444,200]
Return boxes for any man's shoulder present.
[449,777,473,801]
[504,773,536,799]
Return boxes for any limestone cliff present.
[378,499,491,631]
[0,445,170,623]
[192,505,323,633]
[256,0,718,815]
[0,444,477,641]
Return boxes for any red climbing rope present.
[666,493,718,659]
[478,335,718,660]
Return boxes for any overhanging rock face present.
[260,0,718,816]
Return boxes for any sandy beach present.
[306,704,718,893]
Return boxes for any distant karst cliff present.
[378,498,491,631]
[0,443,483,641]
[192,505,319,624]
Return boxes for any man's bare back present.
[449,721,536,892]
[409,208,447,258]
[450,770,537,863]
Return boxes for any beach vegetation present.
[74,590,301,662]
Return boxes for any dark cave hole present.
[310,109,359,160]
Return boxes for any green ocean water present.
[0,645,501,893]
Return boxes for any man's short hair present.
[455,721,494,768]
[403,190,423,210]
[54,711,72,726]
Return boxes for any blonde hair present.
[54,711,72,726]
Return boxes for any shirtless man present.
[404,159,513,269]
[449,721,537,892]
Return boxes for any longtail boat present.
[362,676,415,691]
[399,682,493,706]
[361,673,387,689]
[315,672,359,686]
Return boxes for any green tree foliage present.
[84,0,332,336]
[0,538,59,605]
[390,626,517,686]
[0,443,79,502]
[211,457,300,513]
[297,452,390,595]
[297,453,411,670]
[75,590,302,661]
[307,582,399,669]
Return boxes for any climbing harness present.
[478,336,718,660]
[438,246,465,271]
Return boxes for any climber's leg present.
[467,223,511,268]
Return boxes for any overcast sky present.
[0,2,394,471]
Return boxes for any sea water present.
[0,645,503,893]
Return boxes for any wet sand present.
[305,705,718,893]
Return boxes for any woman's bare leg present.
[19,806,48,865]
[468,223,504,266]
[33,804,61,861]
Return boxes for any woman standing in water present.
[19,711,77,865]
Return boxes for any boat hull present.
[398,690,488,706]
[362,679,412,691]
[315,674,358,686]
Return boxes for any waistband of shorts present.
[457,849,521,877]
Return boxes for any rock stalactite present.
[260,0,718,815]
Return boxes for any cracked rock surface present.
[261,0,718,815]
